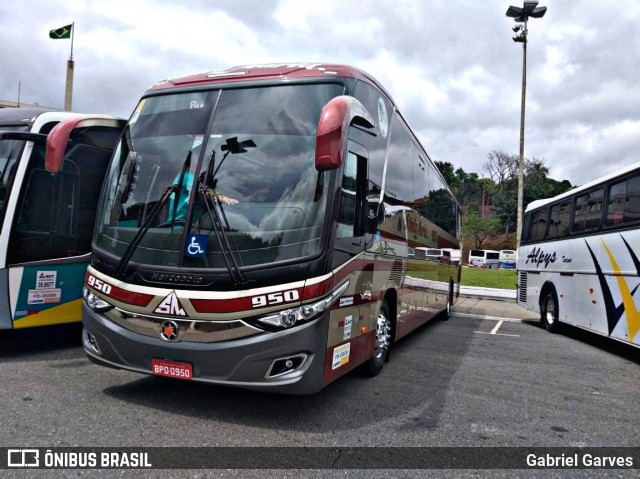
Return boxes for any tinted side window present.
[530,208,548,242]
[606,175,640,226]
[547,200,572,239]
[572,188,603,232]
[385,115,414,205]
[8,132,115,264]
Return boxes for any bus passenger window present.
[606,181,626,226]
[573,188,603,232]
[530,209,548,242]
[547,200,572,239]
[607,175,640,226]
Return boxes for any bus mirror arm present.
[365,200,383,235]
[315,96,374,171]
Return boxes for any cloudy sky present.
[1,0,638,186]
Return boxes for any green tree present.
[463,210,501,249]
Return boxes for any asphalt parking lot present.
[0,297,637,476]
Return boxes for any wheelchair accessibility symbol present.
[185,233,208,258]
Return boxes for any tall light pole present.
[506,1,547,249]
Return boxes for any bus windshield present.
[0,125,29,230]
[96,83,343,270]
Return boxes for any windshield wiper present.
[199,185,246,285]
[114,151,192,278]
[192,137,256,286]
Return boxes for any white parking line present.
[490,320,504,334]
[457,315,522,337]
[451,312,526,323]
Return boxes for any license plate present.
[151,359,193,380]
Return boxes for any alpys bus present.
[69,63,462,394]
[518,162,640,348]
[0,108,124,330]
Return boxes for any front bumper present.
[82,303,329,394]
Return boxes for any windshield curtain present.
[96,83,343,270]
[0,125,29,231]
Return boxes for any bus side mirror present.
[46,116,126,173]
[315,95,374,171]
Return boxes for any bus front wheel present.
[540,289,560,333]
[362,301,391,377]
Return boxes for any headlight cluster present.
[257,280,350,329]
[83,287,113,312]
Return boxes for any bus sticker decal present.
[343,316,353,341]
[185,234,208,258]
[331,342,350,370]
[28,289,62,304]
[36,271,57,289]
[339,297,354,307]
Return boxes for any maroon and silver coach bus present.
[48,63,461,393]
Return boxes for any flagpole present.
[64,21,75,111]
[70,21,74,60]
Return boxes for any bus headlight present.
[257,280,350,329]
[83,287,113,312]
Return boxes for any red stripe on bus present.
[302,278,333,301]
[109,287,154,307]
[85,272,153,307]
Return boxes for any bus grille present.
[518,271,527,303]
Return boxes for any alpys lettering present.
[525,247,557,268]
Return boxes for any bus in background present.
[468,249,499,269]
[498,249,517,269]
[442,248,461,265]
[71,63,462,394]
[415,247,449,262]
[0,108,125,330]
[518,162,640,349]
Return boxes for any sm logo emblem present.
[154,291,187,316]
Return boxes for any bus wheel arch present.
[539,283,560,333]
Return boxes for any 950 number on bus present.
[251,289,300,308]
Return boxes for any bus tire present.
[441,281,454,321]
[362,301,391,377]
[540,289,560,333]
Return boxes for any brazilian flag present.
[49,24,72,39]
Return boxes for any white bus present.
[518,162,640,348]
[498,249,517,269]
[0,108,124,330]
[468,249,499,269]
[442,248,461,265]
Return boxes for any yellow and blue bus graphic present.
[6,262,89,329]
[586,234,640,344]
